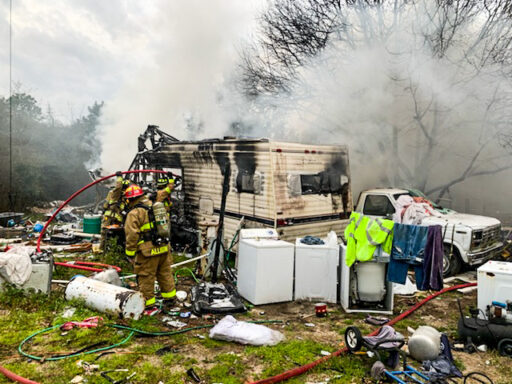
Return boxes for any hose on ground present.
[174,267,200,284]
[53,261,122,273]
[0,365,40,384]
[36,170,167,253]
[248,282,477,384]
[18,324,135,362]
[7,280,477,382]
[17,320,283,362]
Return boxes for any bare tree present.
[239,0,512,202]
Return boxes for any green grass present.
[205,352,246,384]
[245,339,334,378]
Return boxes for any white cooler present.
[294,238,339,303]
[478,260,512,318]
[237,229,294,305]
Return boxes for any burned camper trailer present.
[130,125,353,249]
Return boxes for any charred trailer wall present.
[139,137,352,248]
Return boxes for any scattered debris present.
[186,368,202,383]
[156,345,180,355]
[70,375,84,383]
[365,315,390,326]
[209,315,284,346]
[60,316,102,331]
[393,276,418,296]
[100,369,136,384]
[176,290,187,301]
[304,323,315,327]
[77,360,100,374]
[165,320,188,329]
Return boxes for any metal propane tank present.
[408,326,441,362]
[65,275,144,319]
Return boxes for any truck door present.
[362,194,395,219]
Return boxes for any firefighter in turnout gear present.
[99,171,129,250]
[124,184,176,316]
[155,173,175,213]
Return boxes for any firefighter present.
[124,184,176,316]
[155,173,175,213]
[99,171,129,250]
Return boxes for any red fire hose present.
[53,261,122,273]
[36,170,166,254]
[0,282,476,384]
[249,282,477,384]
[0,365,40,384]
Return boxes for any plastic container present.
[0,212,24,227]
[477,261,512,319]
[83,214,102,234]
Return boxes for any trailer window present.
[301,174,321,195]
[235,171,262,194]
[301,173,349,195]
[363,195,395,216]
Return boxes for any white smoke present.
[99,0,263,171]
[241,1,512,217]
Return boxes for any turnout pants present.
[134,251,175,306]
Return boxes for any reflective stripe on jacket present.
[155,182,174,212]
[125,197,169,257]
[102,176,125,224]
[344,212,394,266]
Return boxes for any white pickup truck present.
[355,188,504,276]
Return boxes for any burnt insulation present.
[234,143,257,193]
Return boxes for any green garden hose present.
[174,267,200,284]
[18,325,134,361]
[18,320,283,361]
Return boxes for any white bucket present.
[66,276,144,320]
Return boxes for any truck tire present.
[443,244,462,277]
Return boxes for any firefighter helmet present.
[124,184,144,199]
[156,176,169,189]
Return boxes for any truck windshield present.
[401,189,445,210]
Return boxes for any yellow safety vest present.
[344,212,394,266]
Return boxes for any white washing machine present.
[236,228,294,305]
[478,260,512,318]
[294,238,339,303]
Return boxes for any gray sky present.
[0,1,259,123]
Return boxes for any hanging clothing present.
[393,195,442,225]
[388,223,444,291]
[387,223,428,288]
[390,223,429,263]
[344,212,394,267]
[420,225,444,291]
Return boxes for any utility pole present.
[8,0,15,211]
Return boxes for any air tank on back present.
[152,201,170,238]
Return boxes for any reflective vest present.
[344,212,394,266]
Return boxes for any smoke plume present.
[100,0,262,171]
[240,1,512,220]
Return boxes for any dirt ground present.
[125,276,512,383]
[1,261,511,383]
